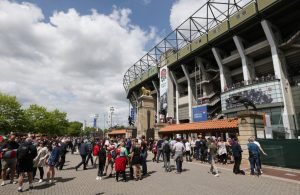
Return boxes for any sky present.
[0,0,208,128]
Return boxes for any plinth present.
[237,110,265,163]
[136,95,155,139]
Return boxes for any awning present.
[159,119,238,133]
[108,129,126,135]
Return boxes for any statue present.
[230,95,257,110]
[141,86,151,96]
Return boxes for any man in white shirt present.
[172,138,185,174]
[253,137,267,173]
[184,140,191,162]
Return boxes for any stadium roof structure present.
[122,0,276,94]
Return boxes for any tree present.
[0,92,27,134]
[66,121,82,136]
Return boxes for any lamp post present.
[110,106,115,130]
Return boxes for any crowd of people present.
[0,132,267,192]
[224,74,277,92]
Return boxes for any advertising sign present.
[130,107,135,122]
[193,105,208,122]
[159,66,168,115]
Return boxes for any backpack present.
[17,144,31,160]
[163,142,171,154]
[111,149,117,159]
[49,147,60,163]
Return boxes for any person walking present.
[130,139,142,181]
[184,139,192,162]
[16,137,37,192]
[140,136,148,176]
[103,141,115,177]
[253,136,267,173]
[96,142,106,181]
[33,141,48,183]
[151,140,157,162]
[247,137,261,176]
[162,139,171,172]
[56,139,67,170]
[217,138,227,164]
[75,139,89,171]
[46,141,60,183]
[156,137,164,163]
[85,139,94,167]
[230,138,244,175]
[173,138,185,174]
[207,138,219,177]
[0,134,19,186]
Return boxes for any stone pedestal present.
[154,123,168,140]
[237,111,265,163]
[136,95,155,138]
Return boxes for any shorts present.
[17,160,33,173]
[1,158,17,170]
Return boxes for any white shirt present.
[173,142,185,152]
[185,142,191,151]
[191,140,196,147]
[254,141,261,148]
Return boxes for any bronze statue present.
[141,86,151,96]
[230,95,257,110]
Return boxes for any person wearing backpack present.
[16,137,37,192]
[85,139,94,167]
[56,139,67,170]
[156,137,164,163]
[75,139,89,171]
[96,141,106,181]
[162,139,171,172]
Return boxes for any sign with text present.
[193,105,208,122]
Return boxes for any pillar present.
[261,20,296,138]
[152,80,160,124]
[233,36,255,82]
[169,71,179,124]
[181,64,193,123]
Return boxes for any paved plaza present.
[0,153,299,195]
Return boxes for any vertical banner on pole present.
[130,107,135,123]
[93,118,97,128]
[159,66,168,116]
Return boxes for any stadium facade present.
[123,0,300,139]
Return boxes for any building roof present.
[159,119,238,133]
[108,129,126,135]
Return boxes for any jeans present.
[233,156,241,174]
[57,155,65,170]
[249,157,260,174]
[208,155,218,174]
[97,160,105,177]
[141,156,147,175]
[163,154,170,171]
[76,155,87,169]
[156,150,163,162]
[85,153,94,166]
[174,152,183,173]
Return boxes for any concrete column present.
[169,71,179,124]
[181,65,193,123]
[212,47,232,92]
[152,80,160,124]
[233,36,255,82]
[261,20,296,138]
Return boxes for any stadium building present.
[123,0,300,139]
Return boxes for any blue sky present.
[15,0,174,38]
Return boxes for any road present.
[0,153,299,195]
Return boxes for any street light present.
[110,106,115,129]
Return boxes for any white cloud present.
[169,0,207,30]
[0,0,157,127]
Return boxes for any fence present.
[257,138,300,169]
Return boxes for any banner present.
[159,66,168,115]
[193,105,208,122]
[93,118,97,128]
[130,107,135,122]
